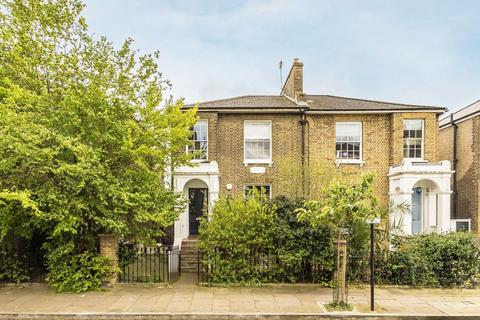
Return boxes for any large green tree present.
[0,0,197,291]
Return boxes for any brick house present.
[173,59,453,247]
[439,100,480,233]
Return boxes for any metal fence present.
[118,244,180,283]
[198,247,373,286]
[197,247,335,284]
[0,246,47,283]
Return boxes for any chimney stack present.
[281,58,304,101]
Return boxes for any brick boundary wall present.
[99,234,119,285]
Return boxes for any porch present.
[388,160,454,235]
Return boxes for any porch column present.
[389,193,412,235]
[437,192,452,232]
[426,191,437,232]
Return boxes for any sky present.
[82,0,480,112]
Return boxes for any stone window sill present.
[335,159,365,167]
[243,160,273,167]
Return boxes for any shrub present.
[198,194,277,284]
[0,251,29,283]
[272,196,334,283]
[46,243,111,293]
[199,195,340,284]
[378,232,480,287]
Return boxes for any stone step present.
[181,250,199,255]
[181,259,199,264]
[182,240,198,244]
[181,245,198,250]
[181,258,198,265]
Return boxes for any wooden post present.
[334,239,347,303]
[99,234,119,285]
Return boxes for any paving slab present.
[1,278,480,318]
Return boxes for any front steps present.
[180,238,199,273]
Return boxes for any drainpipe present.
[451,114,458,218]
[299,107,309,196]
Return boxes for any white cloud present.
[83,0,480,110]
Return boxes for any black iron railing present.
[197,247,336,284]
[118,244,180,283]
[198,246,374,285]
[0,246,47,283]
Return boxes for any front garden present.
[198,178,480,289]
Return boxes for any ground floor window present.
[244,185,271,199]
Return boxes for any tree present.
[296,172,379,304]
[0,0,197,291]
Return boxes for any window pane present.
[245,185,271,199]
[244,123,270,139]
[193,122,208,141]
[189,120,208,160]
[404,119,422,131]
[336,123,361,139]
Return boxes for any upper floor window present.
[403,119,424,159]
[336,122,362,161]
[244,185,271,199]
[244,121,272,164]
[188,119,208,160]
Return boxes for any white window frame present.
[243,120,272,165]
[403,119,424,160]
[187,119,208,161]
[244,184,272,199]
[335,121,364,165]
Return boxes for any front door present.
[188,188,208,236]
[412,187,422,234]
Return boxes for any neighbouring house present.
[439,100,480,234]
[173,58,453,249]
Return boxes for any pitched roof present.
[184,95,299,110]
[304,95,445,112]
[439,99,480,128]
[184,94,445,113]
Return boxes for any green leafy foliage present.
[46,243,110,293]
[324,301,353,312]
[0,0,197,289]
[199,195,341,284]
[377,232,480,287]
[0,251,29,283]
[296,172,379,242]
[272,196,334,284]
[198,193,277,284]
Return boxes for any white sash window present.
[244,121,272,164]
[403,119,424,159]
[336,122,362,161]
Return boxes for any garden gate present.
[118,244,180,283]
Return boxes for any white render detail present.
[173,161,220,248]
[388,160,453,235]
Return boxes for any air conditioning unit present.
[450,219,471,232]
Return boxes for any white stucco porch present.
[173,161,219,248]
[388,160,453,235]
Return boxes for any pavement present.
[1,274,480,319]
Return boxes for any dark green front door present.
[188,188,208,236]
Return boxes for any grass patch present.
[324,301,354,312]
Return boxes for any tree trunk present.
[334,238,347,303]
